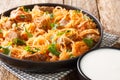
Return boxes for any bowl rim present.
[77,47,120,80]
[0,3,103,64]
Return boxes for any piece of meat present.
[86,34,100,42]
[33,5,54,13]
[59,19,69,26]
[20,32,28,41]
[21,53,47,62]
[59,14,70,26]
[79,29,99,39]
[5,30,19,41]
[33,16,50,31]
[57,36,73,50]
[3,20,14,29]
[0,33,3,38]
[67,33,78,41]
[10,7,32,22]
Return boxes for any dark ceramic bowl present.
[0,3,103,73]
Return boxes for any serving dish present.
[77,47,120,80]
[0,3,103,73]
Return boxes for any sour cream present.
[79,48,120,80]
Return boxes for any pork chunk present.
[10,7,32,22]
[5,30,19,41]
[21,53,47,62]
[33,5,54,13]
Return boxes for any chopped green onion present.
[24,46,34,53]
[0,46,10,55]
[22,24,25,27]
[34,48,40,51]
[69,54,75,58]
[45,11,49,14]
[83,38,94,48]
[20,15,26,18]
[66,30,71,33]
[49,13,54,19]
[44,11,54,19]
[25,27,33,38]
[91,19,94,21]
[50,23,58,30]
[24,46,40,54]
[0,29,2,33]
[57,30,71,36]
[24,46,30,50]
[48,43,60,56]
[7,42,12,46]
[83,15,89,20]
[24,7,30,12]
[2,47,10,55]
[25,46,35,54]
[57,31,65,36]
[66,49,72,52]
[13,38,26,45]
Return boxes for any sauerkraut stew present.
[0,5,100,62]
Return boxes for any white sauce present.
[80,48,120,80]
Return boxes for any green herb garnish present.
[48,43,60,56]
[25,46,35,54]
[34,48,40,51]
[83,15,89,20]
[69,54,75,58]
[0,46,10,55]
[24,7,30,12]
[57,31,65,36]
[50,23,58,30]
[83,38,94,48]
[44,11,54,19]
[24,46,40,54]
[45,11,49,14]
[20,15,26,18]
[57,30,71,36]
[66,49,72,52]
[22,24,25,27]
[0,29,2,33]
[7,42,12,46]
[13,38,26,45]
[49,13,54,19]
[66,30,71,33]
[25,27,33,38]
